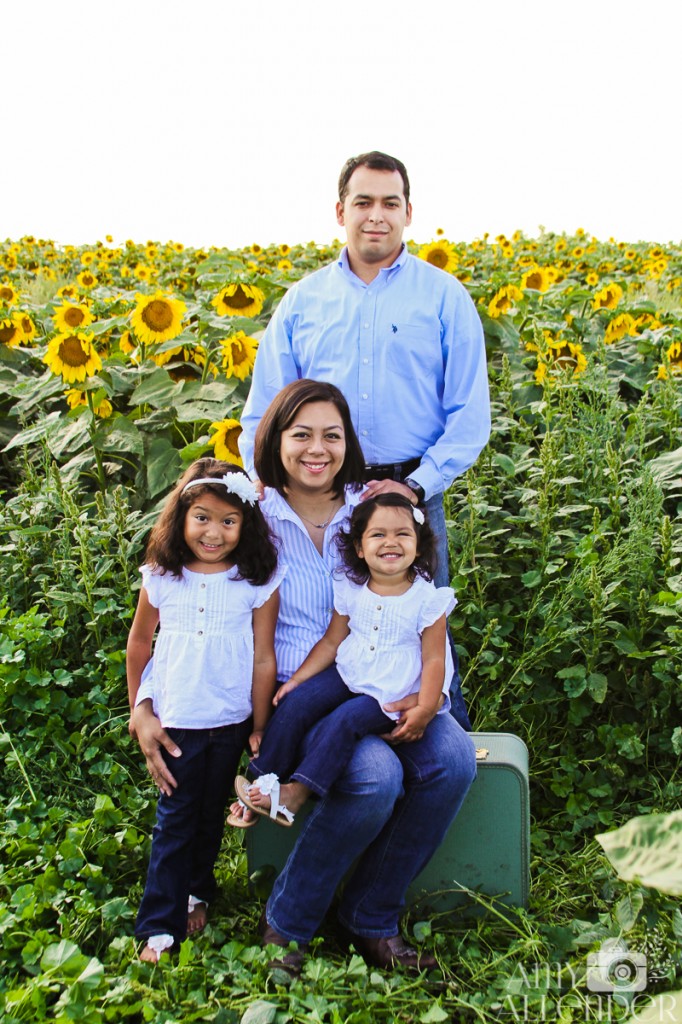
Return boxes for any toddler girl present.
[234,493,454,826]
[127,458,283,961]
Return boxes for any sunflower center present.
[427,250,448,269]
[226,428,241,456]
[225,285,251,309]
[230,341,245,363]
[142,300,174,332]
[0,286,15,301]
[64,307,86,327]
[58,335,90,367]
[0,324,18,344]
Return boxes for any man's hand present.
[132,700,182,796]
[361,479,418,505]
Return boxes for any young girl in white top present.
[127,458,283,961]
[234,493,454,827]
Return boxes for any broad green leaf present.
[130,368,184,407]
[240,1000,278,1024]
[41,939,87,975]
[3,411,62,451]
[649,446,682,484]
[493,453,516,475]
[521,570,542,587]
[627,992,682,1023]
[587,672,608,703]
[99,415,145,455]
[597,811,682,895]
[145,438,183,498]
[420,1004,449,1023]
[615,890,643,931]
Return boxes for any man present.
[241,150,491,727]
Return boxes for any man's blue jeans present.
[266,711,477,942]
[135,721,250,944]
[425,492,471,731]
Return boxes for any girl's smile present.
[356,506,419,588]
[183,493,243,571]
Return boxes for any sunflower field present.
[1,230,681,1022]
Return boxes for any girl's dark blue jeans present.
[135,720,250,945]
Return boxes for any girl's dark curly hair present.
[144,457,278,584]
[336,493,437,585]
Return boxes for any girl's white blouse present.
[135,563,284,729]
[333,575,456,720]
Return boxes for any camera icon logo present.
[586,939,647,994]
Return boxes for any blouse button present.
[200,583,206,589]
[376,605,382,611]
[369,645,375,651]
[373,625,378,631]
[199,607,204,613]
[198,630,203,636]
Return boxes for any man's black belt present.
[363,457,421,483]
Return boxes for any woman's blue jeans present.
[266,711,477,942]
[135,721,250,944]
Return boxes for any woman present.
[134,379,477,973]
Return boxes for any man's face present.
[336,166,412,270]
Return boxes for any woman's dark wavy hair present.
[144,457,278,584]
[336,493,437,585]
[254,379,365,497]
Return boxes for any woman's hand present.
[133,700,182,796]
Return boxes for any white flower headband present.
[413,507,425,525]
[182,472,259,506]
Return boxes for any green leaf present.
[521,570,542,587]
[240,1000,278,1024]
[144,438,183,498]
[586,672,608,703]
[2,411,62,451]
[412,920,432,942]
[41,939,87,976]
[420,1004,449,1023]
[130,368,183,407]
[100,415,145,455]
[493,453,516,475]
[615,890,643,931]
[597,810,682,895]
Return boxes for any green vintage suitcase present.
[245,731,530,911]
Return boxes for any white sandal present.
[234,774,295,827]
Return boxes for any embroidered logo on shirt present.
[391,324,398,333]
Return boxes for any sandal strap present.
[255,773,295,823]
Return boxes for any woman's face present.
[279,401,347,494]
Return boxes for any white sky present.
[7,0,682,249]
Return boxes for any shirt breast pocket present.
[384,323,442,381]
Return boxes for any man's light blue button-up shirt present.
[240,246,491,500]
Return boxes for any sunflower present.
[17,313,37,344]
[592,283,622,311]
[131,291,186,344]
[521,267,551,292]
[0,282,19,305]
[57,284,79,300]
[279,243,291,256]
[604,313,637,345]
[211,283,265,318]
[220,331,259,380]
[658,340,682,379]
[277,258,293,272]
[80,251,96,265]
[585,271,600,287]
[417,240,458,274]
[53,301,94,333]
[133,263,156,282]
[534,335,587,383]
[488,285,524,319]
[77,270,98,289]
[43,331,102,383]
[65,389,113,417]
[209,419,243,466]
[0,314,24,348]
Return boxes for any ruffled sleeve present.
[417,583,457,633]
[252,563,287,609]
[140,564,162,608]
[332,575,356,617]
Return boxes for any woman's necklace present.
[287,497,340,530]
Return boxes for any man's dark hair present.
[338,151,410,206]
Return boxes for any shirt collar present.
[262,485,362,524]
[337,244,408,280]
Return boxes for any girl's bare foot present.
[227,800,258,828]
[249,780,310,816]
[140,944,164,963]
[187,901,207,934]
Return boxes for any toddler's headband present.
[182,472,259,506]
